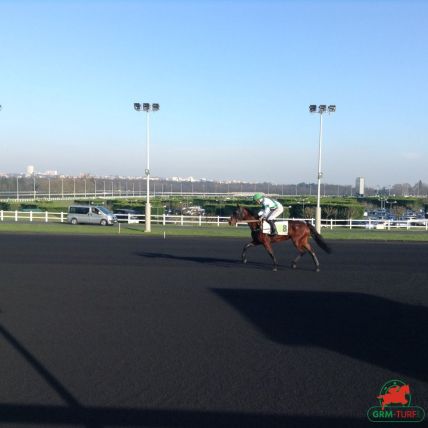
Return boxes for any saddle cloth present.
[262,220,289,235]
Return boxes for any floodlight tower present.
[309,104,336,233]
[134,102,160,232]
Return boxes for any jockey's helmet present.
[253,193,263,202]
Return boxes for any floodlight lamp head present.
[134,103,142,111]
[152,103,160,111]
[319,105,327,112]
[309,105,317,113]
[143,103,150,112]
[328,105,336,113]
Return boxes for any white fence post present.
[2,210,426,231]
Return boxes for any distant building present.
[41,170,58,176]
[355,177,365,196]
[169,176,197,182]
[26,165,35,176]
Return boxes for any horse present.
[228,206,331,272]
[377,384,410,410]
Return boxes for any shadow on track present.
[136,252,272,270]
[212,289,428,383]
[0,403,365,427]
[0,325,365,427]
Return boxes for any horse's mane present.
[238,205,258,219]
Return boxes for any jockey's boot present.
[268,220,277,236]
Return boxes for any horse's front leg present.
[264,241,278,271]
[242,241,256,264]
[269,252,278,272]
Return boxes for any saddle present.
[262,220,289,235]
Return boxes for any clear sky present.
[1,0,427,186]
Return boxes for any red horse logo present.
[377,384,410,410]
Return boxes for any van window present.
[69,206,89,214]
[92,207,100,214]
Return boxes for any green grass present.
[0,222,249,238]
[0,222,126,236]
[321,228,428,241]
[0,221,428,241]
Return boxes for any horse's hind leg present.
[264,242,278,272]
[304,242,320,272]
[291,236,306,269]
[291,251,306,269]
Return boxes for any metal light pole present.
[134,102,160,232]
[309,104,335,233]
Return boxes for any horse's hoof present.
[242,259,247,264]
[291,263,297,269]
[315,268,320,273]
[273,267,277,272]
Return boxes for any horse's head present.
[401,385,410,395]
[228,205,254,226]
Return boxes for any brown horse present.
[229,206,331,271]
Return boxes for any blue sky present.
[0,0,427,186]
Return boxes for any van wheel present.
[71,218,78,225]
[100,219,107,226]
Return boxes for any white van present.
[67,205,117,226]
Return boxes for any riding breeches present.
[266,206,284,221]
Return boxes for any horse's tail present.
[306,222,332,254]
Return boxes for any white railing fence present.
[0,210,428,231]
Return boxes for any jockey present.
[252,193,284,236]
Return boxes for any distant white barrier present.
[0,211,427,231]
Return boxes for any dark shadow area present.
[0,325,81,408]
[0,324,99,428]
[136,251,272,270]
[0,403,366,427]
[0,324,366,427]
[212,289,428,382]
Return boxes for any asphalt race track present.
[0,233,427,428]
